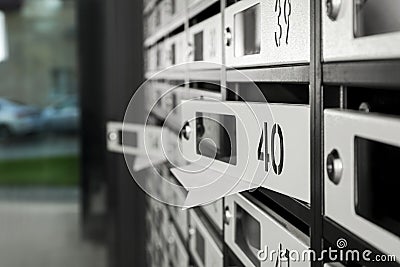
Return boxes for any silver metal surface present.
[188,13,222,69]
[189,210,223,267]
[167,222,189,267]
[225,0,310,67]
[325,109,400,260]
[106,122,171,171]
[179,101,310,203]
[106,121,162,156]
[166,179,189,240]
[323,0,400,61]
[164,32,187,67]
[202,199,224,230]
[224,194,310,267]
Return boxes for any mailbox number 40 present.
[257,123,284,175]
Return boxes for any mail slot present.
[164,32,186,67]
[189,210,223,267]
[322,0,400,61]
[225,194,310,267]
[325,109,400,261]
[106,122,174,171]
[156,40,166,71]
[188,13,222,68]
[224,0,310,67]
[106,122,163,156]
[178,100,310,203]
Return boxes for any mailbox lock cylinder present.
[224,207,233,225]
[225,27,232,47]
[326,149,343,185]
[326,0,341,21]
[108,130,118,142]
[180,122,192,140]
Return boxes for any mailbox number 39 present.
[257,123,284,175]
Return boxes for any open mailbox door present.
[106,121,169,171]
[171,100,310,208]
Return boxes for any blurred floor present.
[0,187,107,267]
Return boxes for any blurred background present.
[0,0,144,266]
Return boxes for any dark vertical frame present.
[77,0,108,240]
[78,0,146,265]
[104,0,146,266]
[310,0,323,267]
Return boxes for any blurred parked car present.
[0,98,41,140]
[41,97,80,133]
